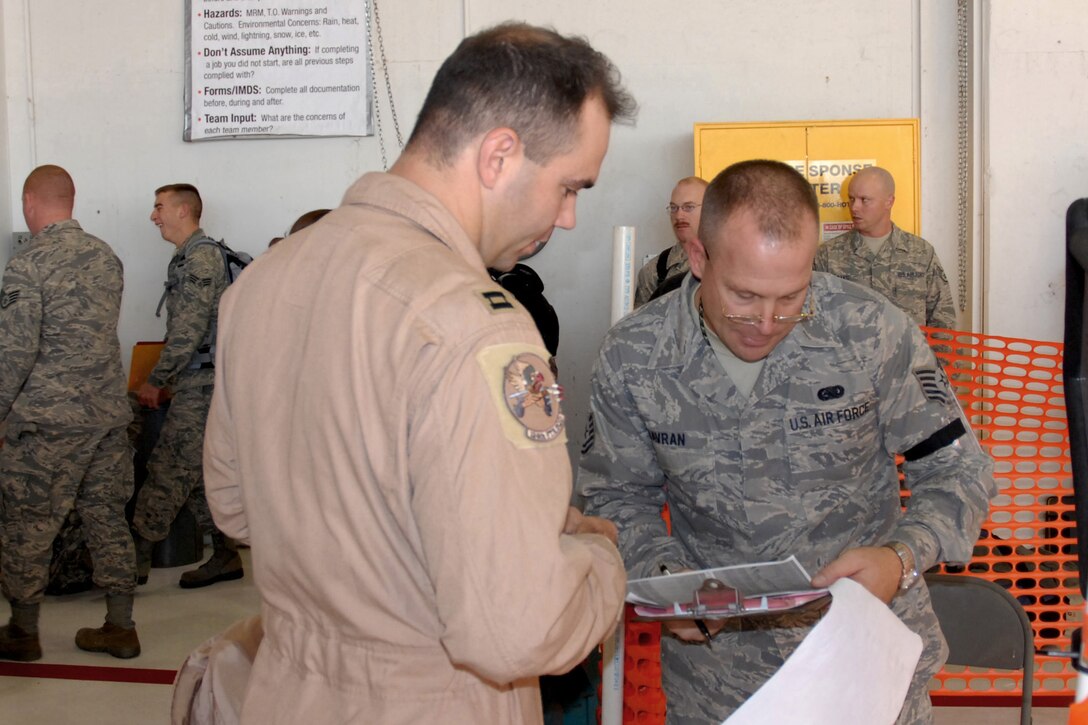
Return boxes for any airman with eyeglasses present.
[580,159,994,723]
[633,177,708,307]
[687,172,818,362]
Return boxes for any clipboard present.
[627,555,830,620]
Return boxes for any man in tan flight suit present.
[203,23,637,724]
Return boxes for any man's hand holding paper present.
[811,545,904,604]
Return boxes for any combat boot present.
[179,534,243,589]
[0,624,42,662]
[75,622,141,659]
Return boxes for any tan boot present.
[75,622,141,659]
[0,624,42,662]
[179,548,244,589]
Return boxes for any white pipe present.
[599,619,625,725]
[611,226,636,325]
[22,0,37,164]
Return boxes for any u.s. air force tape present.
[477,343,565,449]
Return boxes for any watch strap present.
[884,541,919,591]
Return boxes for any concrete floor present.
[0,549,1071,724]
[0,549,259,725]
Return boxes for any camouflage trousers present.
[132,384,216,542]
[46,509,95,595]
[0,423,135,604]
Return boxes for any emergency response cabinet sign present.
[185,0,372,140]
[694,119,920,241]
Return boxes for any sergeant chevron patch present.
[912,367,949,404]
[0,288,20,308]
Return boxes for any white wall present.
[1,0,452,355]
[464,0,952,460]
[4,0,1067,465]
[0,2,12,249]
[919,0,969,321]
[982,0,1088,340]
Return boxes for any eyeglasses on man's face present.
[666,203,702,214]
[719,293,815,327]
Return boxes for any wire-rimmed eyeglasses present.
[720,294,815,326]
[666,203,702,214]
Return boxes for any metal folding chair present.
[925,573,1034,725]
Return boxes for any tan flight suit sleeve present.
[407,319,625,683]
[204,283,248,544]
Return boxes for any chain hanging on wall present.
[365,0,403,170]
[956,0,970,312]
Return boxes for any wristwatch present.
[884,541,919,592]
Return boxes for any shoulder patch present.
[913,366,950,404]
[0,288,21,308]
[186,273,214,287]
[477,343,566,448]
[479,289,515,312]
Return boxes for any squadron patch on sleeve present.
[0,288,20,308]
[913,366,950,404]
[479,289,515,312]
[477,343,566,448]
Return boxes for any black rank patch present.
[187,274,213,287]
[480,289,515,312]
[0,288,21,309]
[913,367,949,404]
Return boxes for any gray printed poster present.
[185,0,371,140]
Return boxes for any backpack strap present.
[655,247,671,286]
[156,236,222,318]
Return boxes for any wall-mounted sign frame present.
[184,0,372,141]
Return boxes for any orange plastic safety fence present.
[615,329,1077,724]
[924,329,1077,702]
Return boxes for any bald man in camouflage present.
[0,165,139,661]
[814,166,956,329]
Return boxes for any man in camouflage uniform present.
[0,165,138,660]
[813,166,957,328]
[580,160,995,724]
[131,184,242,588]
[633,177,708,308]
